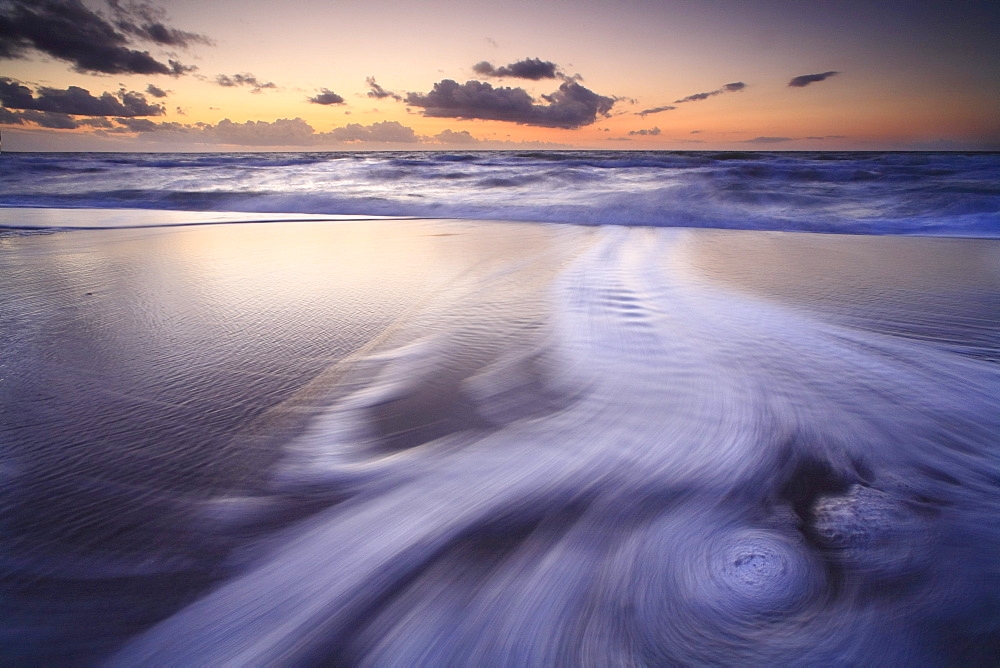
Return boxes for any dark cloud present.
[788,71,839,87]
[322,120,419,143]
[405,79,615,129]
[308,88,345,105]
[106,0,212,48]
[434,128,480,144]
[636,105,676,117]
[472,57,560,80]
[628,127,661,136]
[145,83,168,98]
[214,73,277,94]
[675,81,746,103]
[0,77,165,116]
[366,77,402,101]
[741,136,794,144]
[690,130,702,133]
[0,107,79,128]
[0,0,201,75]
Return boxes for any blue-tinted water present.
[2,150,999,236]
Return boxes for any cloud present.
[78,116,115,128]
[628,127,661,136]
[105,0,213,48]
[0,107,79,128]
[636,105,676,117]
[788,71,839,87]
[606,137,632,141]
[675,81,746,104]
[103,116,424,146]
[113,116,158,132]
[472,57,560,80]
[0,77,165,116]
[366,77,402,101]
[741,136,794,144]
[805,134,846,139]
[321,120,420,143]
[406,79,615,129]
[215,73,277,94]
[308,88,345,105]
[0,0,201,75]
[433,129,480,144]
[145,83,168,98]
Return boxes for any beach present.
[2,208,998,663]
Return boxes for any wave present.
[2,150,998,236]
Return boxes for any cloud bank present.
[0,0,202,75]
[405,79,615,129]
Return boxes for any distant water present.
[2,150,999,236]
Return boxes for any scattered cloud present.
[0,0,202,75]
[788,71,839,87]
[214,73,277,94]
[0,77,165,116]
[472,57,560,80]
[145,83,168,98]
[628,127,661,136]
[308,88,345,105]
[675,81,746,104]
[322,120,420,143]
[406,79,615,129]
[366,77,402,101]
[636,105,676,117]
[434,128,480,144]
[741,136,794,144]
[486,37,498,48]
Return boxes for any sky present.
[1,0,999,151]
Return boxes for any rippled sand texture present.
[2,218,998,664]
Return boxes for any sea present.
[2,150,999,236]
[1,150,998,664]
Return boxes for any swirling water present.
[1,151,999,664]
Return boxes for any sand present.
[1,212,998,664]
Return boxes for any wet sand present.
[1,213,998,664]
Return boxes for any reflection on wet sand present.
[1,218,997,664]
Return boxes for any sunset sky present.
[2,0,998,151]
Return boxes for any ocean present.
[1,150,998,664]
[3,150,1000,236]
